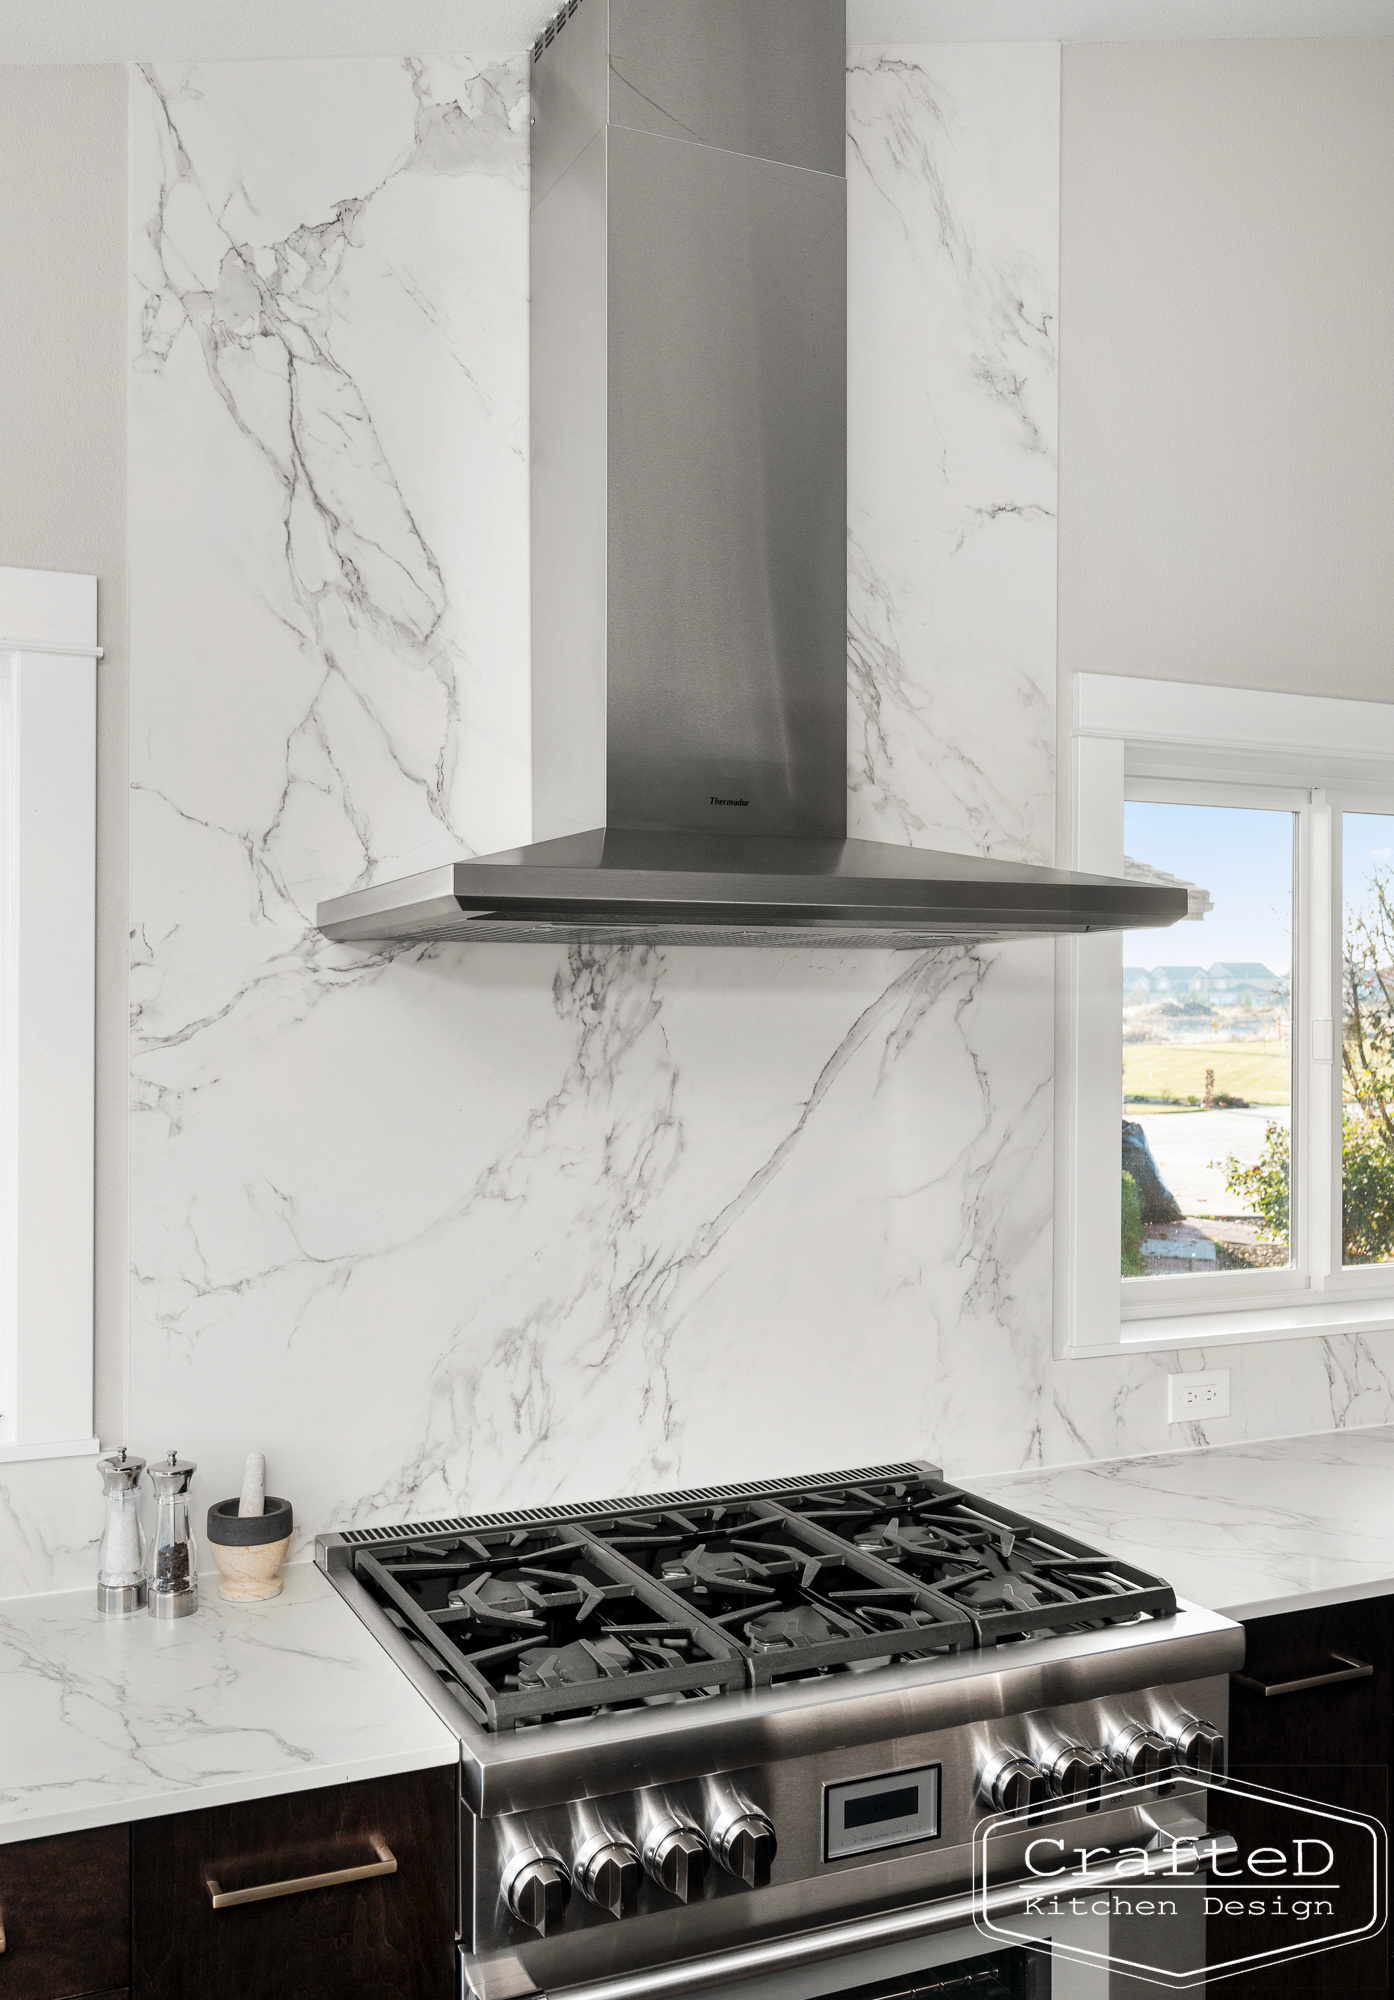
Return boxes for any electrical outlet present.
[1167,1369,1230,1424]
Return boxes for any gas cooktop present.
[318,1460,1238,2000]
[332,1463,1176,1732]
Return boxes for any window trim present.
[1057,673,1394,1361]
[0,567,101,1463]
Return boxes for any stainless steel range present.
[318,1463,1243,2000]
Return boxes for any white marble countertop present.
[974,1424,1394,1621]
[0,1563,457,1847]
[7,1427,1394,1849]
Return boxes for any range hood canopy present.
[321,829,1187,949]
[318,0,1184,951]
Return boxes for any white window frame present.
[0,568,100,1462]
[1057,671,1394,1359]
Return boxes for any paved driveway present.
[1134,1106,1290,1215]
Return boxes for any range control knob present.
[503,1852,571,1935]
[1111,1724,1177,1793]
[573,1835,639,1919]
[982,1755,1048,1816]
[1170,1716,1225,1779]
[712,1810,777,1888]
[1042,1743,1108,1810]
[642,1822,709,1904]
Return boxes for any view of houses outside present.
[1121,802,1293,1278]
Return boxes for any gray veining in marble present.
[0,1563,455,1845]
[848,44,1057,864]
[113,47,1066,1561]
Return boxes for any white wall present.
[1058,38,1394,699]
[0,68,128,1449]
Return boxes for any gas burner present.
[513,1634,636,1687]
[744,1603,862,1651]
[660,1544,784,1595]
[857,1519,964,1559]
[953,1570,1070,1615]
[447,1569,575,1628]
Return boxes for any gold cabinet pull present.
[206,1835,396,1909]
[1232,1651,1373,1698]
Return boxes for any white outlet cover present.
[1166,1369,1231,1424]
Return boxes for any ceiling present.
[3,0,1391,66]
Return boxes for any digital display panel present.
[843,1784,920,1830]
[824,1764,941,1861]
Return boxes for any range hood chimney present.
[318,0,1185,949]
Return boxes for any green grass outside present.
[1122,1040,1291,1106]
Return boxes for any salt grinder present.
[148,1450,198,1619]
[96,1447,148,1615]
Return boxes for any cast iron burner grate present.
[346,1470,1176,1726]
[582,1500,973,1684]
[771,1479,1177,1644]
[357,1524,745,1729]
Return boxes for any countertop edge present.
[0,1739,461,1849]
[1214,1574,1394,1621]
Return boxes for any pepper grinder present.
[148,1450,198,1619]
[96,1448,148,1615]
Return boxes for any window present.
[1121,797,1294,1280]
[0,567,99,1462]
[1343,813,1394,1270]
[1058,674,1394,1356]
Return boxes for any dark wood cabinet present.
[130,1766,454,2000]
[0,1822,130,2000]
[0,1769,454,2000]
[1213,1593,1393,1994]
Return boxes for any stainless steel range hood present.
[318,0,1185,951]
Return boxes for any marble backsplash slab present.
[115,43,1069,1568]
[5,45,1394,1601]
[848,44,1058,862]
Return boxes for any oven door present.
[529,1833,1233,2000]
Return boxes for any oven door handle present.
[541,1831,1237,2000]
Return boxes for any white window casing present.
[1058,673,1394,1360]
[0,568,100,1461]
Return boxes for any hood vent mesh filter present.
[394,919,1030,951]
